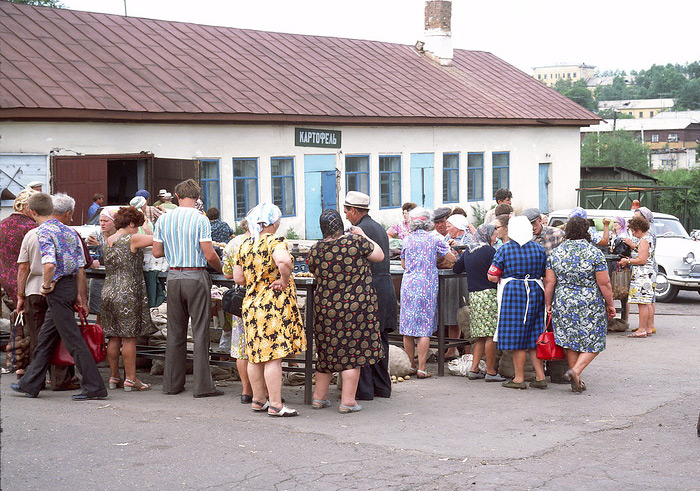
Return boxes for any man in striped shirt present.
[153,179,223,398]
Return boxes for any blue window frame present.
[379,155,401,208]
[345,155,370,195]
[271,157,296,217]
[232,158,259,219]
[492,152,510,198]
[199,159,220,210]
[442,153,459,203]
[467,152,484,201]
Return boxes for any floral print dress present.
[399,230,450,337]
[546,239,608,353]
[628,233,656,304]
[233,234,306,363]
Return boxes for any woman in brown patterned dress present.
[307,209,385,414]
[101,206,154,392]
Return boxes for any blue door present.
[304,154,337,239]
[410,153,434,209]
[539,163,550,213]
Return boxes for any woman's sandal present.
[416,370,432,379]
[124,379,151,392]
[251,399,270,412]
[564,369,582,393]
[627,332,648,338]
[408,367,418,376]
[109,377,124,390]
[268,405,299,417]
[339,403,362,414]
[312,399,331,409]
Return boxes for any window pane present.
[271,158,293,176]
[380,174,390,207]
[468,153,483,168]
[282,176,295,216]
[346,155,368,173]
[235,179,248,218]
[379,156,400,172]
[246,179,258,211]
[234,159,257,177]
[443,153,459,169]
[205,180,219,209]
[201,160,218,179]
[493,153,509,167]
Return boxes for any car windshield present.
[85,207,103,226]
[652,218,689,238]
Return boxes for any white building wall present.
[0,122,581,236]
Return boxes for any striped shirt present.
[153,207,212,268]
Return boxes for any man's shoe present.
[193,390,224,398]
[71,392,108,401]
[163,387,186,395]
[10,383,36,398]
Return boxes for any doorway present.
[304,154,337,239]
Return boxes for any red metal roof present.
[0,3,600,126]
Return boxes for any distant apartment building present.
[598,99,675,119]
[532,63,596,87]
[581,116,700,170]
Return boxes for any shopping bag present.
[536,314,565,361]
[51,309,107,365]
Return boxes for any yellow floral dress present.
[233,234,306,363]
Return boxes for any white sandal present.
[268,405,299,417]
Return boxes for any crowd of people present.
[0,179,659,412]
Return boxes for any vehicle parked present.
[548,209,700,302]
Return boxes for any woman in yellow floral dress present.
[232,203,305,417]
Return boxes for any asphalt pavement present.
[2,292,699,490]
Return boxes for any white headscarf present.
[245,202,282,239]
[508,215,534,246]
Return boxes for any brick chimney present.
[423,1,453,65]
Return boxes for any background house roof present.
[581,118,698,132]
[0,3,599,126]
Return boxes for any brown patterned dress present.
[307,234,383,373]
[100,234,153,338]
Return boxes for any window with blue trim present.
[233,158,259,219]
[379,155,401,208]
[345,155,370,194]
[271,157,295,217]
[442,153,459,203]
[467,152,484,201]
[199,159,220,210]
[492,152,510,198]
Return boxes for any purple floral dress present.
[400,230,450,337]
[0,213,37,303]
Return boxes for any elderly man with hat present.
[524,208,565,255]
[343,191,396,400]
[26,181,43,192]
[431,207,451,241]
[158,192,177,211]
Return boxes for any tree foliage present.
[553,79,596,111]
[655,168,700,230]
[580,130,651,174]
[4,0,65,7]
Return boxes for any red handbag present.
[51,310,107,366]
[536,313,565,361]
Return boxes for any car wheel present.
[655,271,678,303]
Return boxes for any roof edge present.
[0,108,600,128]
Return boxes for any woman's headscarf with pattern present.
[100,207,117,222]
[468,223,496,252]
[637,207,654,223]
[614,216,627,236]
[319,208,344,239]
[245,202,282,239]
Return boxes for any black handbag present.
[612,237,632,258]
[221,286,245,317]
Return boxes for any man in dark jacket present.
[343,191,396,400]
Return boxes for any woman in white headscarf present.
[232,203,306,417]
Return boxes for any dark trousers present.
[19,276,106,397]
[356,274,395,400]
[163,272,216,397]
[25,294,73,389]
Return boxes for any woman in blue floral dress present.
[400,207,453,378]
[544,217,616,393]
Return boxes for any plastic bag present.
[447,354,486,376]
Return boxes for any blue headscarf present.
[245,202,282,239]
